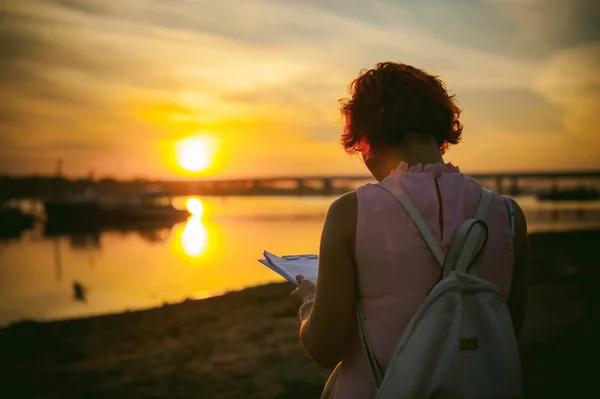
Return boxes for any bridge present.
[162,169,600,198]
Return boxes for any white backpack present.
[355,180,523,399]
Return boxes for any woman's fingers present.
[291,275,315,306]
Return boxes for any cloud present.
[1,0,599,177]
[476,0,600,56]
[532,43,600,147]
[447,43,600,172]
[459,88,563,136]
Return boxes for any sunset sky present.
[1,0,599,179]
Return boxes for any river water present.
[1,195,599,326]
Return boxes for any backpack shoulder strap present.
[355,303,383,389]
[376,180,444,267]
[503,196,516,236]
[443,219,489,275]
[475,188,493,220]
[358,184,493,389]
[444,188,493,275]
[358,179,447,391]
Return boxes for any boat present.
[43,189,190,233]
[0,203,36,238]
[44,191,104,225]
[98,189,190,223]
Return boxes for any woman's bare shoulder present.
[329,191,358,213]
[324,191,358,247]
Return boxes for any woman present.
[291,62,529,398]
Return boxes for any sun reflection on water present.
[172,197,209,257]
[186,197,204,217]
[181,216,208,257]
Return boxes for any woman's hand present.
[290,275,316,307]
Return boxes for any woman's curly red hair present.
[339,62,463,159]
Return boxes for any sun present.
[175,136,215,172]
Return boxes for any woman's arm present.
[506,198,530,339]
[296,191,358,369]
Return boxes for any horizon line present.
[3,167,600,182]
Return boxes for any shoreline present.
[4,229,600,329]
[1,229,599,398]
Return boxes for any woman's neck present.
[368,135,445,181]
[392,135,444,167]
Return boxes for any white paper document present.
[258,250,319,285]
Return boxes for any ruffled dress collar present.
[388,161,461,179]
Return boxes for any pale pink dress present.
[329,162,515,399]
